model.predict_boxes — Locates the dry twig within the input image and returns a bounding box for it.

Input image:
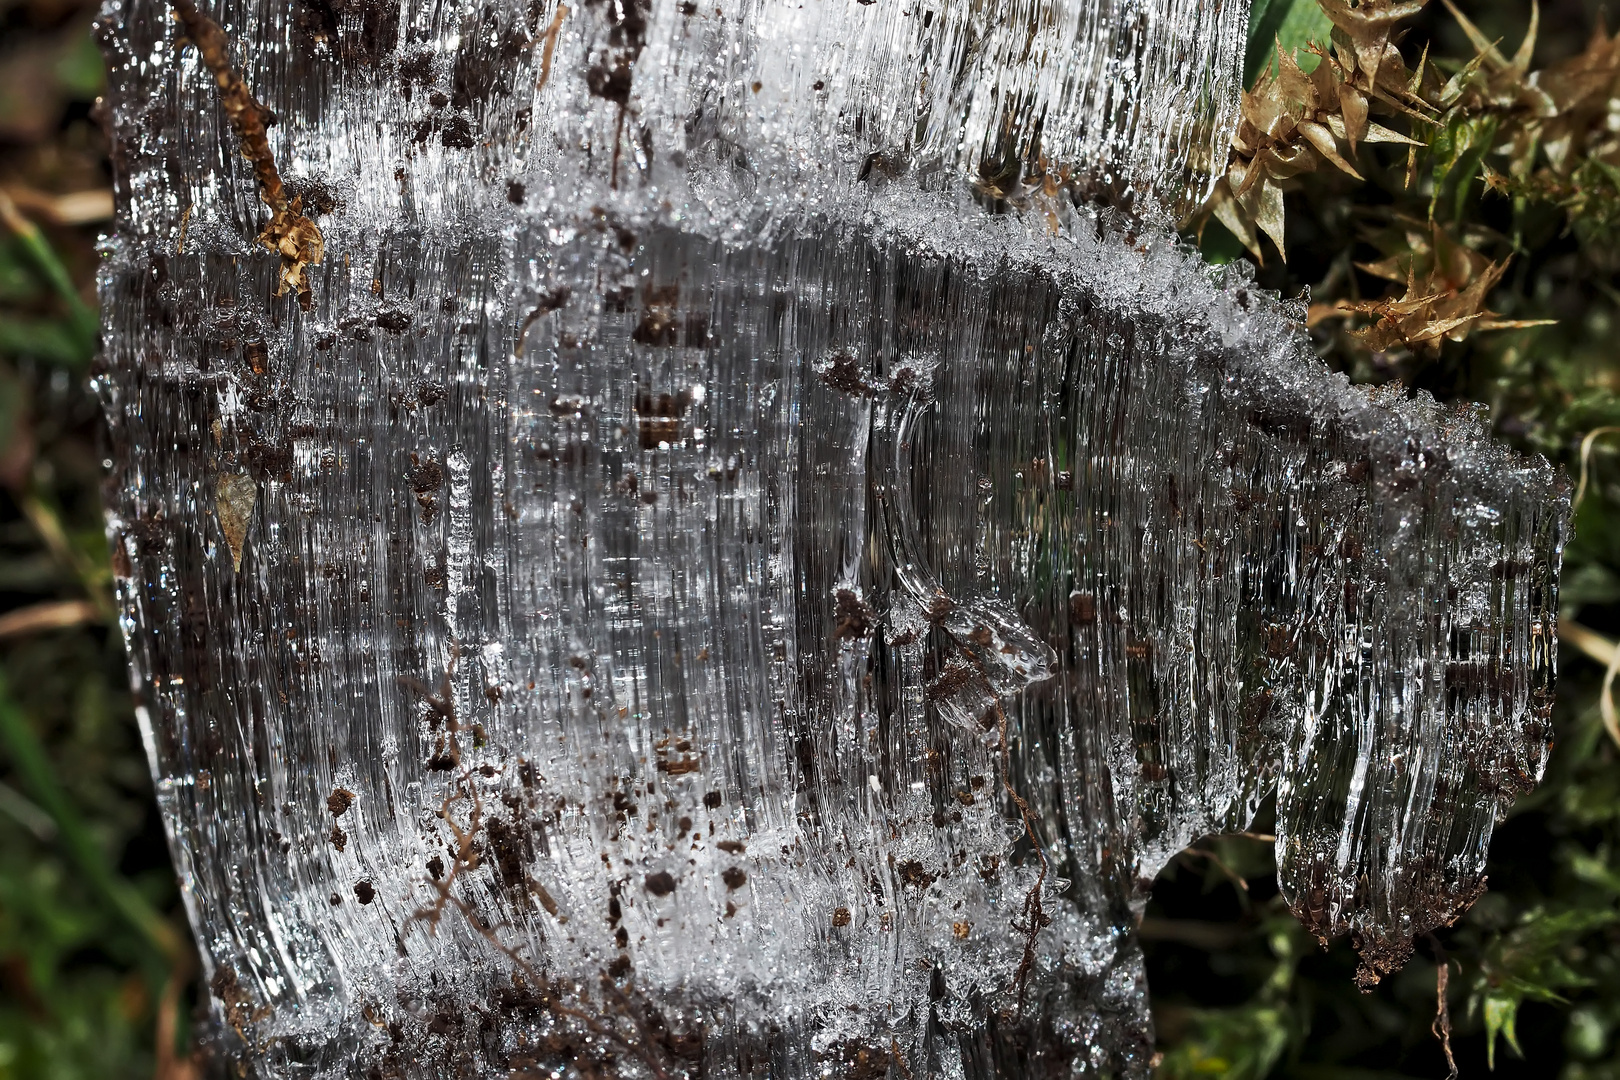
[169,0,323,308]
[993,706,1052,1016]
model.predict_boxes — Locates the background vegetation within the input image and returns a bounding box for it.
[0,0,1615,1076]
[1157,0,1620,1076]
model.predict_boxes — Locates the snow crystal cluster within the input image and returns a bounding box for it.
[94,0,1563,1075]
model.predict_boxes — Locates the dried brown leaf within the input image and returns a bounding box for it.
[216,473,257,572]
[1242,177,1290,260]
[1510,0,1539,75]
[1185,0,1431,259]
[1209,180,1266,261]
[1339,81,1370,150]
[1299,118,1365,177]
[1338,224,1546,354]
[1439,0,1507,69]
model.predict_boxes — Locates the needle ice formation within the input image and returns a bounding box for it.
[94,0,1565,1075]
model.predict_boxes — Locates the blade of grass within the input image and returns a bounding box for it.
[0,188,97,367]
[0,598,100,640]
[19,490,113,616]
[0,672,183,964]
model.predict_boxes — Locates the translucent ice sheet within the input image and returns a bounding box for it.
[95,0,1564,1075]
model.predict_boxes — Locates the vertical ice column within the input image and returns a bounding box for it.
[93,0,1564,1075]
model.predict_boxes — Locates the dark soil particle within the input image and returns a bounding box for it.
[408,456,443,493]
[452,25,528,107]
[645,871,676,896]
[374,307,413,333]
[585,60,633,104]
[354,880,375,904]
[440,115,476,149]
[485,816,531,891]
[284,176,341,216]
[843,1044,894,1080]
[819,352,870,395]
[397,47,434,88]
[897,860,936,889]
[834,589,874,640]
[327,787,355,816]
[291,0,399,67]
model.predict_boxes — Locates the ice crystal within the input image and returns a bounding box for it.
[94,0,1564,1075]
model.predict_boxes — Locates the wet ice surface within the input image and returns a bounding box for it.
[96,0,1563,1075]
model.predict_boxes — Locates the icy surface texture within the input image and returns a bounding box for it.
[95,0,1564,1075]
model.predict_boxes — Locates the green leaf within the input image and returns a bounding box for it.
[1429,113,1500,223]
[0,239,43,304]
[0,316,92,367]
[52,34,106,99]
[1245,0,1334,86]
[1560,563,1620,612]
[1559,391,1620,437]
[1156,1005,1293,1080]
[1484,992,1523,1069]
[0,194,98,368]
[1196,216,1255,265]
[1565,848,1620,893]
[0,676,181,968]
[1566,1005,1610,1060]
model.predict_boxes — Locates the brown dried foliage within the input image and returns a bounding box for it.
[1310,218,1550,354]
[1195,0,1619,355]
[1195,0,1430,263]
[1446,3,1620,219]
